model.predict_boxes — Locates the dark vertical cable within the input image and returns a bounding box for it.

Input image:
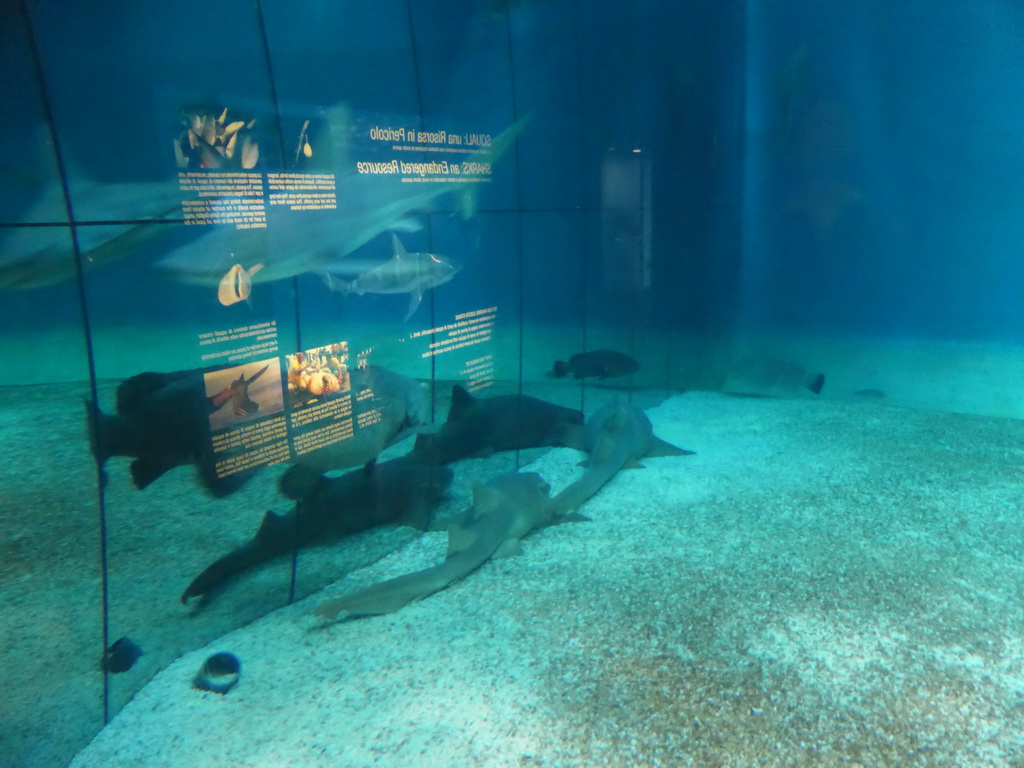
[499,2,526,469]
[19,0,112,723]
[252,0,301,604]
[403,0,436,422]
[571,0,589,416]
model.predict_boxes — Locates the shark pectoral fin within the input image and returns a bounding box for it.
[129,457,174,489]
[315,596,348,623]
[538,511,591,530]
[493,539,524,559]
[403,289,424,322]
[646,436,695,457]
[562,512,591,523]
[447,523,477,556]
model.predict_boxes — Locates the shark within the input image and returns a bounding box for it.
[0,195,183,289]
[411,384,584,465]
[546,399,693,517]
[315,471,584,622]
[181,456,453,604]
[321,233,461,321]
[156,114,530,288]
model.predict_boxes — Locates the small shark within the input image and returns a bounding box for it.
[547,400,693,517]
[411,384,584,465]
[181,456,453,604]
[322,233,461,321]
[315,471,584,622]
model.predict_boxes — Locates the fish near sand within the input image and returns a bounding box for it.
[727,355,825,396]
[550,349,640,380]
[278,366,429,499]
[547,399,693,517]
[315,471,584,622]
[217,263,264,306]
[181,456,453,603]
[411,384,584,464]
[101,636,143,674]
[322,233,461,321]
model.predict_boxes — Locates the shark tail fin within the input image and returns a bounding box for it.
[645,436,696,458]
[805,372,825,394]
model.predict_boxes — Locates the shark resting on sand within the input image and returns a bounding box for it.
[411,384,584,465]
[315,471,585,622]
[546,399,694,518]
[182,456,453,604]
[312,400,689,624]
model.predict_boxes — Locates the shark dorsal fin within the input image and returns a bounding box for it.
[446,385,476,422]
[391,232,408,259]
[470,481,505,517]
[254,510,288,541]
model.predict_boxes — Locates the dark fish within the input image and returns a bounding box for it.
[101,636,143,674]
[193,652,241,694]
[412,385,584,465]
[86,368,256,497]
[728,356,825,396]
[182,456,453,603]
[550,349,640,380]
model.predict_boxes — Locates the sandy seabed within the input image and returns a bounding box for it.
[63,390,1024,767]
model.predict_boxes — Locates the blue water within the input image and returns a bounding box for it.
[3,1,1024,766]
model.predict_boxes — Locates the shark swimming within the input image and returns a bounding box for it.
[321,233,461,321]
[181,456,453,604]
[315,471,584,622]
[411,384,584,465]
[547,399,693,517]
